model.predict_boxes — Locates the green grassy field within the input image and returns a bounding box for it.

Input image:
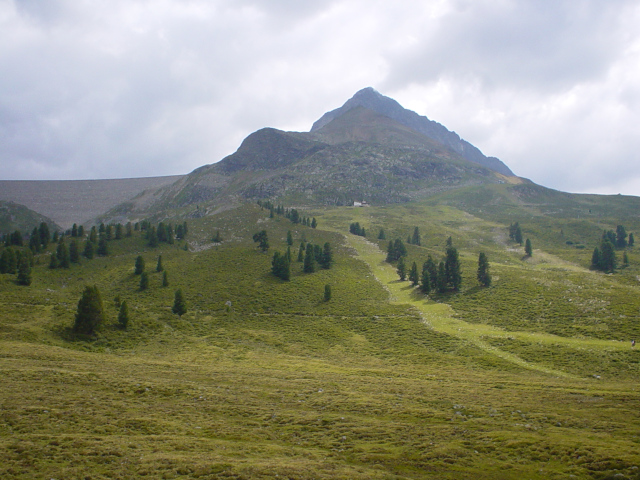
[1,201,640,479]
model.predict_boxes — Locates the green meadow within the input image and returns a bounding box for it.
[1,201,640,479]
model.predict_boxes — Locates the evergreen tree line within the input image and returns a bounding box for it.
[0,246,33,285]
[272,241,333,280]
[386,238,408,262]
[257,200,317,228]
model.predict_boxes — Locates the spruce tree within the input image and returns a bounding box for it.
[252,230,269,252]
[162,270,169,287]
[397,257,406,281]
[623,251,629,267]
[616,225,628,248]
[156,255,163,272]
[424,255,438,290]
[420,266,431,294]
[71,223,79,237]
[83,240,95,259]
[320,242,332,269]
[39,222,50,248]
[311,218,317,229]
[303,243,316,273]
[411,227,421,246]
[139,272,149,290]
[591,246,601,270]
[324,284,332,302]
[49,253,59,269]
[599,240,616,272]
[73,285,105,335]
[445,245,462,291]
[436,261,447,293]
[57,240,70,268]
[629,233,635,247]
[118,300,129,329]
[378,228,386,240]
[97,236,108,256]
[16,258,31,286]
[286,230,293,246]
[172,289,187,316]
[134,255,145,275]
[69,240,80,264]
[477,252,491,287]
[525,238,533,257]
[409,261,419,286]
[297,242,305,262]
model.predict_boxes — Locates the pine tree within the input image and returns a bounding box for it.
[599,240,616,272]
[73,285,105,335]
[147,227,158,247]
[71,223,79,237]
[115,223,123,240]
[297,242,305,262]
[69,240,80,264]
[378,228,386,240]
[411,227,421,246]
[303,243,316,273]
[424,255,437,290]
[29,227,41,253]
[311,218,317,229]
[409,261,419,286]
[445,245,462,291]
[49,253,59,269]
[623,251,629,267]
[324,284,331,301]
[629,233,635,247]
[436,261,447,293]
[83,240,95,259]
[118,300,129,329]
[252,230,269,252]
[172,289,187,316]
[139,272,149,290]
[616,225,628,248]
[420,265,431,294]
[39,222,50,248]
[57,240,70,268]
[320,242,332,269]
[477,252,491,287]
[591,246,601,270]
[162,270,169,287]
[97,236,108,256]
[134,255,145,275]
[156,255,163,272]
[126,222,133,237]
[89,226,97,244]
[397,256,406,281]
[16,258,32,286]
[0,248,17,274]
[525,238,533,257]
[286,230,293,246]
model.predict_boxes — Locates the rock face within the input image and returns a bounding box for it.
[311,87,514,177]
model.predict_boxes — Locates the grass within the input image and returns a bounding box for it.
[1,201,640,479]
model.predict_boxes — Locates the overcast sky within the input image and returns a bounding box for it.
[1,0,639,196]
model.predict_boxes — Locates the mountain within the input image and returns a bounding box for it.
[0,200,60,236]
[105,91,518,220]
[312,87,513,176]
[0,175,183,230]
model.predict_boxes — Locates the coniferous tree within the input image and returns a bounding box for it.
[83,240,95,259]
[599,239,617,272]
[445,245,462,291]
[311,218,317,229]
[52,231,59,243]
[99,223,106,235]
[89,226,98,244]
[56,239,70,268]
[0,248,16,274]
[253,230,269,252]
[409,261,419,286]
[411,227,421,246]
[16,257,31,286]
[39,222,50,248]
[303,243,316,273]
[29,227,41,253]
[616,225,628,248]
[156,255,163,272]
[118,300,129,329]
[49,252,59,269]
[424,255,437,290]
[115,223,123,240]
[324,284,331,301]
[378,228,386,240]
[525,238,533,257]
[97,236,108,256]
[126,222,133,237]
[134,255,145,275]
[106,224,113,240]
[477,252,491,287]
[591,246,601,270]
[271,251,290,281]
[420,265,431,294]
[73,285,105,335]
[147,227,159,247]
[172,289,187,316]
[629,233,635,247]
[623,251,629,267]
[297,242,305,262]
[320,242,333,269]
[69,240,80,264]
[162,270,169,287]
[139,272,149,290]
[286,230,293,246]
[71,224,78,237]
[397,256,407,281]
[436,261,447,293]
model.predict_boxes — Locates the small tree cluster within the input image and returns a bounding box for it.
[257,201,317,228]
[349,222,366,237]
[271,251,291,281]
[509,222,523,244]
[591,238,617,273]
[253,230,269,252]
[386,239,407,263]
[407,227,421,246]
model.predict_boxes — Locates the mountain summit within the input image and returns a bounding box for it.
[312,87,513,176]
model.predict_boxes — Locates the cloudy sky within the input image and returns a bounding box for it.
[1,0,639,196]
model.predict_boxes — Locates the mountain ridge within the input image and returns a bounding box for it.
[312,87,514,176]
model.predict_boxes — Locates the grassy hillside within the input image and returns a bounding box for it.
[0,200,60,236]
[1,201,640,479]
